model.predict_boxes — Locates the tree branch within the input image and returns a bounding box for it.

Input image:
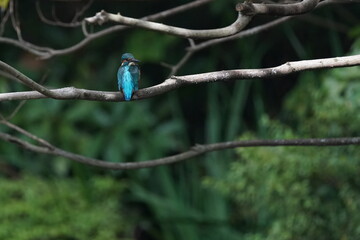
[161,39,195,77]
[189,16,292,52]
[236,0,319,16]
[0,117,54,149]
[0,60,65,99]
[0,5,10,36]
[9,0,23,41]
[35,0,83,27]
[1,54,359,102]
[0,129,359,170]
[85,10,251,39]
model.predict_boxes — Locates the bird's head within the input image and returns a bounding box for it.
[121,53,140,66]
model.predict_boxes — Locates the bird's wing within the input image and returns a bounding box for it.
[130,64,140,91]
[117,67,125,91]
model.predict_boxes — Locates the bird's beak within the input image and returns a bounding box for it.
[130,58,140,63]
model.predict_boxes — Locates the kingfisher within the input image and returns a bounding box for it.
[117,53,140,101]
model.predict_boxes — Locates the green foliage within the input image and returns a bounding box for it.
[206,122,360,240]
[285,67,360,137]
[205,55,360,240]
[124,31,179,62]
[0,175,129,240]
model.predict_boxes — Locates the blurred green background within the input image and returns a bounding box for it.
[1,0,360,239]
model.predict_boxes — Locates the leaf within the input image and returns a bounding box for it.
[0,0,10,10]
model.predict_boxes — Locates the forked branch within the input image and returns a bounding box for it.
[85,10,251,39]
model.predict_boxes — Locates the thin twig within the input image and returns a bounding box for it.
[2,71,49,120]
[162,39,195,77]
[81,20,89,36]
[190,16,292,51]
[9,0,22,41]
[0,37,51,57]
[72,0,94,22]
[319,0,360,4]
[36,0,82,27]
[169,51,194,76]
[0,7,10,36]
[51,4,60,23]
[0,118,55,149]
[5,100,26,120]
[298,14,349,33]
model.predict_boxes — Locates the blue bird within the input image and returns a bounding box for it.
[117,53,140,101]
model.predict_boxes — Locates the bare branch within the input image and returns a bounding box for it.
[0,129,359,170]
[0,118,55,149]
[72,0,94,22]
[236,0,319,16]
[85,10,251,39]
[163,39,196,77]
[298,14,349,33]
[144,0,212,19]
[0,37,51,57]
[190,16,292,52]
[1,54,359,102]
[319,0,360,5]
[81,20,89,36]
[169,51,194,77]
[0,6,10,36]
[236,0,360,16]
[4,100,26,120]
[9,0,22,41]
[36,0,82,27]
[0,132,51,155]
[0,69,23,84]
[0,60,64,98]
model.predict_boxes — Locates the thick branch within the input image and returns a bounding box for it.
[1,54,359,102]
[85,10,251,39]
[237,0,319,16]
[0,130,359,170]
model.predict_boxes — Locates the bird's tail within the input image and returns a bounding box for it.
[122,81,134,101]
